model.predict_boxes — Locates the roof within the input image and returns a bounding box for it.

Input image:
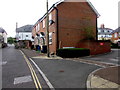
[16,25,33,32]
[98,28,113,31]
[34,0,100,26]
[111,27,120,34]
[98,28,113,35]
[0,27,7,34]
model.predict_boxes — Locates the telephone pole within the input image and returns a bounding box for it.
[16,22,19,41]
[46,0,50,57]
[16,22,18,32]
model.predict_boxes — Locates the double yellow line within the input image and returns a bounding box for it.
[20,50,42,90]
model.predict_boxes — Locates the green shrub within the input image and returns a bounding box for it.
[56,48,90,58]
[111,43,120,48]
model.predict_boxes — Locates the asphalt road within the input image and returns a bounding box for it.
[81,49,120,65]
[2,45,101,89]
[2,45,118,89]
[2,45,35,89]
[32,58,100,88]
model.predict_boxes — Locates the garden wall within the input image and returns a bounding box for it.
[77,40,111,55]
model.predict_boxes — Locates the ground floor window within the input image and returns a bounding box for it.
[49,32,52,44]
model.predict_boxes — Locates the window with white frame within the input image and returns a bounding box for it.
[49,13,52,21]
[26,35,28,37]
[49,13,53,25]
[104,30,107,33]
[49,32,52,44]
[43,20,45,28]
[109,35,112,38]
[36,25,38,31]
[98,29,101,33]
[37,23,40,32]
[114,33,118,38]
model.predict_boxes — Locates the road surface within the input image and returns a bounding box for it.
[1,45,118,89]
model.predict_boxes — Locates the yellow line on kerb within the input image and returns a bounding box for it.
[20,50,42,90]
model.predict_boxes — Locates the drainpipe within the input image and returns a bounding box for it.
[96,18,98,41]
[55,7,59,52]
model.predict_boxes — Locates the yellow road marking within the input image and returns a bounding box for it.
[20,50,42,90]
[24,55,39,89]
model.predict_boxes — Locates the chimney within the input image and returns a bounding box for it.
[101,24,105,28]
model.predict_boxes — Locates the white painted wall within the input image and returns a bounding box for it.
[0,32,7,43]
[16,32,34,41]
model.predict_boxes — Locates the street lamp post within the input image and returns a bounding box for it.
[46,0,50,57]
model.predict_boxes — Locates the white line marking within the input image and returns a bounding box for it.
[111,49,120,51]
[65,58,119,67]
[110,59,119,62]
[0,61,7,65]
[14,75,32,85]
[29,58,55,90]
[68,59,106,68]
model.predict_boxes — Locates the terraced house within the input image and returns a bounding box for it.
[16,25,34,48]
[32,0,111,55]
[111,27,120,44]
[98,24,113,40]
[0,27,7,48]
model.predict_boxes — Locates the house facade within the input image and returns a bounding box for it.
[98,24,113,40]
[16,25,34,48]
[111,27,120,44]
[0,27,7,48]
[32,0,111,55]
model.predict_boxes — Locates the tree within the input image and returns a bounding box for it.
[7,37,15,44]
[82,26,95,40]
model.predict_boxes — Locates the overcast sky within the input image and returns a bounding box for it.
[0,0,119,37]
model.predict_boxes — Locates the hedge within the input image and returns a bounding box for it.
[111,43,120,48]
[56,48,90,58]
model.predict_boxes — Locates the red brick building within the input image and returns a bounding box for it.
[32,0,111,55]
[111,27,120,44]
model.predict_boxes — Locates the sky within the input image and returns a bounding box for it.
[0,0,119,37]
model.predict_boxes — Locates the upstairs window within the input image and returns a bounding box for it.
[26,35,28,37]
[98,30,101,33]
[49,13,52,21]
[36,25,38,31]
[119,32,120,36]
[43,20,45,28]
[104,30,107,33]
[49,13,54,25]
[37,23,40,31]
[114,33,117,38]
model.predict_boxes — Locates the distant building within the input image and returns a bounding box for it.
[111,27,120,44]
[16,25,34,48]
[0,27,7,48]
[16,25,33,41]
[98,24,113,40]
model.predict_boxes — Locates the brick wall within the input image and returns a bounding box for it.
[32,2,111,55]
[77,40,111,55]
[57,2,97,48]
[32,9,57,54]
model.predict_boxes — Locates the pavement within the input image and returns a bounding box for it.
[87,66,120,89]
[21,48,120,89]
